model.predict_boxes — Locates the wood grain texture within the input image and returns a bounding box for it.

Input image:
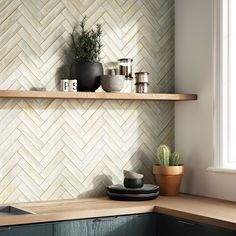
[0,90,197,101]
[0,194,235,230]
[55,214,157,236]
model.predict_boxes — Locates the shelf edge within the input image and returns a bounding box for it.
[0,90,197,101]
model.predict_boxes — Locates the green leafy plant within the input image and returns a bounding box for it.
[71,16,102,63]
[156,145,181,166]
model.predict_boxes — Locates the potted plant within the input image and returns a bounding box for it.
[152,145,184,196]
[70,16,103,92]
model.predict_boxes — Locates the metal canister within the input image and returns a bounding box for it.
[135,72,149,83]
[135,72,149,93]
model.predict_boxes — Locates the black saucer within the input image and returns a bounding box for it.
[107,184,159,195]
[107,190,159,201]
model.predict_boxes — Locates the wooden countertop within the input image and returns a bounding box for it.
[0,194,236,230]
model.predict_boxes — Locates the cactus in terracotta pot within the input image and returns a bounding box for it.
[153,144,184,196]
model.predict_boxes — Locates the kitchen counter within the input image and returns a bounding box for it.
[0,194,236,230]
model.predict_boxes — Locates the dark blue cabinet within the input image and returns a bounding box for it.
[0,223,53,236]
[156,214,235,236]
[55,213,157,236]
[0,213,234,236]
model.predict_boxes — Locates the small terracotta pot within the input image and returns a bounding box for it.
[152,164,184,196]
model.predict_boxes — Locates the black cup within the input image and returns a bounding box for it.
[123,178,144,188]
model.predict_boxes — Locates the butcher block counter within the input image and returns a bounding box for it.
[0,194,235,230]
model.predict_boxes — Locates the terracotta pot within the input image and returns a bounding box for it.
[152,164,184,196]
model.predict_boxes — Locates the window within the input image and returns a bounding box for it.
[214,0,236,170]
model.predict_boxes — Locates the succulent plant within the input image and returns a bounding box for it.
[156,145,181,166]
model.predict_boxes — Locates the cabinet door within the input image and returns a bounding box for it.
[0,223,53,236]
[55,213,157,236]
[157,214,234,236]
[54,219,93,236]
[157,214,201,236]
[110,213,157,236]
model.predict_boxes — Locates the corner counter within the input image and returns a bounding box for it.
[0,194,235,230]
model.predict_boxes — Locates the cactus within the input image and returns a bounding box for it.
[157,145,170,166]
[170,152,181,166]
[156,145,182,166]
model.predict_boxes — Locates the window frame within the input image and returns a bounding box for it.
[212,0,236,171]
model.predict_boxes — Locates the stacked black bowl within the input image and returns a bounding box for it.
[107,170,159,201]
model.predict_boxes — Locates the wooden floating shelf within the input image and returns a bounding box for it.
[0,90,197,101]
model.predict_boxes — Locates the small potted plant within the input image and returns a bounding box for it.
[152,145,184,196]
[70,16,103,92]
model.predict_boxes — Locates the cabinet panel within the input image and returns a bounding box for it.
[55,219,93,236]
[107,214,157,236]
[55,213,157,236]
[157,214,234,236]
[0,223,53,236]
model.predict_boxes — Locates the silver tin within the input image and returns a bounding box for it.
[60,79,69,92]
[135,72,149,83]
[69,79,77,92]
[135,83,149,93]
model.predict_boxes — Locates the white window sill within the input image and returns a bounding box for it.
[207,167,236,174]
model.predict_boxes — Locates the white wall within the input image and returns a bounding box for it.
[175,0,236,202]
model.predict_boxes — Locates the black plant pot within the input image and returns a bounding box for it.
[70,62,103,92]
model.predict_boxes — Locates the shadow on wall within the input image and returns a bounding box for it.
[128,100,174,183]
[182,164,194,193]
[79,175,113,198]
[76,100,174,198]
[55,38,74,90]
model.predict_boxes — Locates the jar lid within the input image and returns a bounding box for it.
[135,82,149,85]
[134,72,149,75]
[118,58,133,62]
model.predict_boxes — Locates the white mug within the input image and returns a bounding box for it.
[60,79,69,92]
[69,79,77,92]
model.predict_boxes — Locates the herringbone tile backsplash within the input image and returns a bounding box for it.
[0,0,174,203]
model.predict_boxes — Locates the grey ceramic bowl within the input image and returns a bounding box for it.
[101,75,125,92]
[123,170,144,179]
